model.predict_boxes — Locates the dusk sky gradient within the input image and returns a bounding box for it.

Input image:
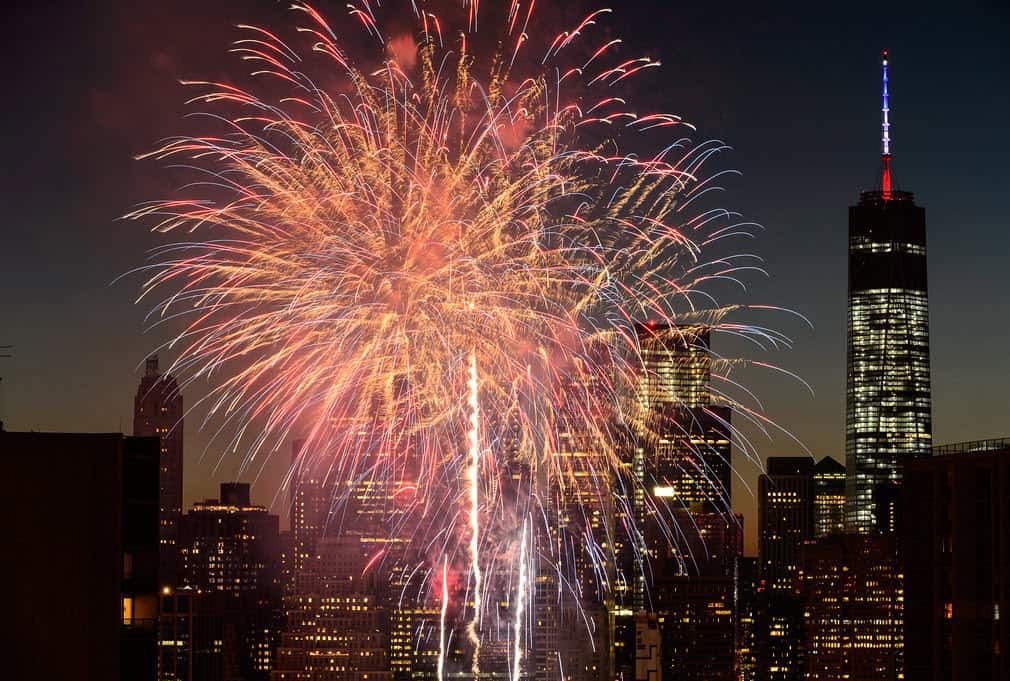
[2,0,1008,552]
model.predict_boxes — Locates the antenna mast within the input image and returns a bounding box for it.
[881,50,893,197]
[0,345,11,432]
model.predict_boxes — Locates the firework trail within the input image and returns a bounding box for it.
[511,520,529,681]
[439,555,449,681]
[466,351,483,678]
[128,0,797,673]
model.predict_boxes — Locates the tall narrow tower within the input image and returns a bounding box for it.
[844,51,932,533]
[133,354,184,584]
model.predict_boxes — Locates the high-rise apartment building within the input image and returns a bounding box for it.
[134,354,185,583]
[159,587,237,681]
[845,51,932,532]
[798,533,903,680]
[903,438,1010,681]
[812,457,845,537]
[652,576,736,681]
[272,534,392,681]
[178,483,282,680]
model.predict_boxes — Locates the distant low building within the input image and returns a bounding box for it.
[272,534,391,681]
[177,483,282,680]
[798,533,902,680]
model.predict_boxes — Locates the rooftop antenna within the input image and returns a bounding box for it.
[881,50,893,197]
[0,345,11,432]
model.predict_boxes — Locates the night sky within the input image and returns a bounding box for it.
[2,0,1008,553]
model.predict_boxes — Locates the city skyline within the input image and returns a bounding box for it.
[2,1,1008,558]
[2,3,1009,680]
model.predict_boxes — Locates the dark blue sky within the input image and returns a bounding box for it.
[2,0,1008,551]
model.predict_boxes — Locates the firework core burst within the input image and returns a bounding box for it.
[129,0,789,676]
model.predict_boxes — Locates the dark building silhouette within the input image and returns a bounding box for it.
[845,52,932,533]
[735,557,759,681]
[872,480,903,534]
[0,431,160,681]
[798,533,903,680]
[159,587,236,681]
[903,438,1010,681]
[677,511,743,578]
[178,483,282,680]
[812,456,845,537]
[757,457,814,681]
[134,354,185,584]
[652,576,736,681]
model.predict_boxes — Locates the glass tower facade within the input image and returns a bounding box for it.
[845,188,931,532]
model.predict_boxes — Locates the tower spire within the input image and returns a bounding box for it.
[881,49,892,197]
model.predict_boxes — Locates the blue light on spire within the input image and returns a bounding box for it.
[881,50,890,156]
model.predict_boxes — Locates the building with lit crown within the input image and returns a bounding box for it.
[812,457,845,538]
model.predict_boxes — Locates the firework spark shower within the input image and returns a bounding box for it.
[128,0,789,673]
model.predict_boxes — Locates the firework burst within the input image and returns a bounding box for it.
[129,0,794,675]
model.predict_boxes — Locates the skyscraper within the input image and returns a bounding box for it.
[633,322,733,577]
[845,51,932,533]
[134,354,185,583]
[812,457,845,538]
[734,557,760,681]
[289,438,328,591]
[756,457,814,681]
[758,458,814,591]
[630,322,736,681]
[652,576,736,681]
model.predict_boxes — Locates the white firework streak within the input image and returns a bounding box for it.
[511,520,529,681]
[466,351,483,679]
[438,555,449,681]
